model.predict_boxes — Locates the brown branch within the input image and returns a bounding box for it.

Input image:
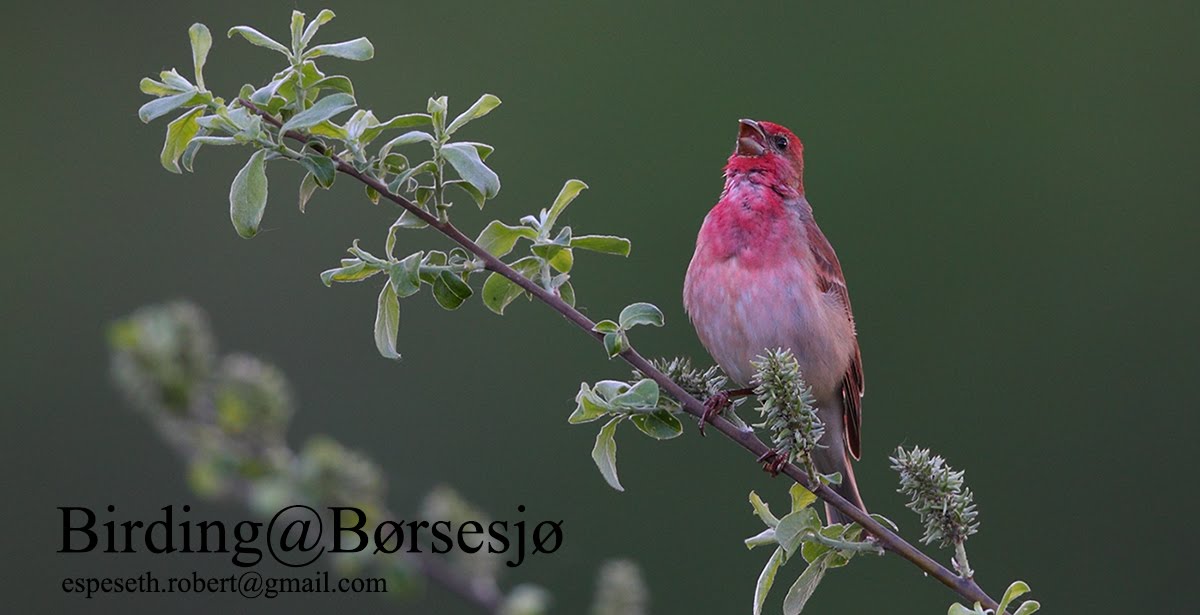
[240,99,1004,612]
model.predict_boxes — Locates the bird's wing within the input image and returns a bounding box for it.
[807,222,865,460]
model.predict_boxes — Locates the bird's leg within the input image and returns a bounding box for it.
[756,448,790,476]
[698,387,755,436]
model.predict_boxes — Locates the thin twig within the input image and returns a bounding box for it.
[240,99,1005,612]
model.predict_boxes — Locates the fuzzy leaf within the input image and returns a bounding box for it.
[320,259,381,286]
[188,23,212,90]
[630,409,683,440]
[610,378,659,409]
[591,416,624,491]
[570,234,631,256]
[300,9,336,47]
[753,547,786,615]
[790,483,818,512]
[481,257,541,315]
[775,509,822,557]
[305,37,374,61]
[299,154,337,188]
[569,383,610,424]
[603,332,626,358]
[229,150,268,238]
[542,179,588,231]
[374,282,400,360]
[1013,602,1041,615]
[441,142,500,199]
[999,581,1032,614]
[433,271,472,310]
[782,553,833,615]
[446,93,501,134]
[388,253,423,298]
[749,491,780,528]
[592,320,620,334]
[138,90,200,123]
[160,107,204,173]
[281,93,356,132]
[475,221,536,258]
[299,173,319,212]
[227,26,290,56]
[619,302,664,329]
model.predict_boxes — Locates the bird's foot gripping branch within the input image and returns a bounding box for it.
[138,9,1039,614]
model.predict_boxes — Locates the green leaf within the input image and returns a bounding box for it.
[140,78,179,97]
[388,253,423,298]
[229,150,269,238]
[481,257,541,314]
[319,259,381,285]
[800,536,831,565]
[783,553,833,615]
[227,26,291,57]
[744,527,777,550]
[307,120,347,140]
[446,93,501,134]
[441,142,501,199]
[868,513,900,533]
[281,93,356,132]
[790,483,818,512]
[475,221,536,258]
[289,11,306,54]
[999,581,1032,614]
[591,416,624,491]
[304,37,374,61]
[548,247,573,273]
[299,173,319,212]
[428,95,448,130]
[570,235,632,256]
[749,491,780,528]
[558,280,576,307]
[543,179,588,231]
[374,282,401,360]
[610,378,659,409]
[138,90,199,123]
[753,547,786,615]
[188,23,212,90]
[1013,601,1041,615]
[180,131,207,172]
[461,141,495,160]
[361,113,432,143]
[379,131,435,159]
[619,302,664,329]
[160,69,194,91]
[569,383,610,424]
[365,185,380,205]
[160,107,204,173]
[309,75,354,96]
[300,9,336,47]
[630,409,683,439]
[451,180,487,208]
[603,331,626,358]
[947,605,978,615]
[299,154,337,188]
[433,271,472,310]
[775,509,822,557]
[592,319,620,334]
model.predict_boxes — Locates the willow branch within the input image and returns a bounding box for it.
[240,100,1004,612]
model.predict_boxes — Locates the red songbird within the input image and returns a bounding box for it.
[684,119,866,523]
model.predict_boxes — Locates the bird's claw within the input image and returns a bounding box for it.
[698,391,730,437]
[756,449,789,476]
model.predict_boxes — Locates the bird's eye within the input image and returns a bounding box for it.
[773,135,789,150]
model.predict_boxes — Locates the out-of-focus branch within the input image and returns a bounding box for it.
[107,302,533,614]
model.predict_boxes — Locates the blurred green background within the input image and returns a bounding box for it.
[4,1,1197,612]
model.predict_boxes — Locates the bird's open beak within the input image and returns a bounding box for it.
[736,119,767,156]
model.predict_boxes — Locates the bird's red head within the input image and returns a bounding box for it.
[726,119,805,193]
